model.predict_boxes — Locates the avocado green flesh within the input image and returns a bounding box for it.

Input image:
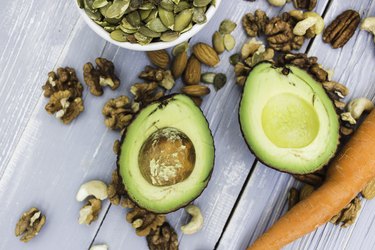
[239,62,339,174]
[119,94,214,213]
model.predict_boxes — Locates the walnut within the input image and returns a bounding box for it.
[113,140,120,155]
[309,64,328,82]
[265,16,305,52]
[78,198,102,225]
[139,66,176,90]
[130,82,164,107]
[15,207,46,243]
[362,178,375,200]
[330,197,361,227]
[107,169,126,206]
[293,0,317,11]
[293,167,326,187]
[146,222,179,250]
[45,90,84,124]
[42,67,83,99]
[83,58,120,96]
[102,96,134,130]
[242,10,269,37]
[126,207,166,237]
[323,10,361,49]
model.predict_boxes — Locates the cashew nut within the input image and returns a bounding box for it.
[340,112,357,125]
[181,205,204,235]
[76,180,108,202]
[267,0,286,7]
[90,244,108,250]
[293,12,324,36]
[347,98,375,120]
[361,17,375,42]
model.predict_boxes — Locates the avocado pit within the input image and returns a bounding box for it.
[138,127,196,186]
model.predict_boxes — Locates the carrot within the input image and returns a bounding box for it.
[248,110,375,250]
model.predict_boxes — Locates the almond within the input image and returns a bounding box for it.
[193,42,220,67]
[183,55,201,85]
[181,85,210,97]
[172,51,188,79]
[146,50,170,69]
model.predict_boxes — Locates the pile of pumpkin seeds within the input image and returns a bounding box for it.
[77,0,215,45]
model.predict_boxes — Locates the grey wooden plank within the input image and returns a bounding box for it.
[0,0,80,178]
[218,0,375,249]
[0,18,111,249]
[91,1,328,249]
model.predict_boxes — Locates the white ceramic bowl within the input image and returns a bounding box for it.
[77,1,221,51]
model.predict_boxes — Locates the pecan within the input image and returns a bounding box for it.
[293,0,317,11]
[323,10,361,49]
[242,10,269,37]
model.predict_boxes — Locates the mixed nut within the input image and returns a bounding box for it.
[77,0,214,45]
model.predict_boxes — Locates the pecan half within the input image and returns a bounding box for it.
[323,10,361,49]
[293,0,317,11]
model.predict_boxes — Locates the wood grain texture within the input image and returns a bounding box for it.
[1,0,375,249]
[218,0,375,250]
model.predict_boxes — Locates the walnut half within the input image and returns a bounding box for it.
[15,207,46,243]
[146,222,179,250]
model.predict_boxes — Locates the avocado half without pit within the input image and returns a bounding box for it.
[118,94,215,213]
[239,62,340,174]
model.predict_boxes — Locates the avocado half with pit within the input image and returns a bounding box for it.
[118,94,214,213]
[239,62,340,174]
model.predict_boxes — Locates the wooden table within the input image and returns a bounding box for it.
[1,0,375,249]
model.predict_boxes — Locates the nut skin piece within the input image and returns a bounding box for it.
[172,51,188,79]
[323,10,361,49]
[147,50,170,69]
[42,67,83,99]
[102,96,134,130]
[15,207,46,243]
[293,0,317,11]
[193,43,220,67]
[183,55,201,85]
[242,10,269,37]
[146,222,179,250]
[83,58,120,96]
[126,206,166,237]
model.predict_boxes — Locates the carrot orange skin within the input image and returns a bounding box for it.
[248,110,375,250]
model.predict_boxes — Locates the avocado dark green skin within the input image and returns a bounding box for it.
[116,94,215,214]
[238,61,341,175]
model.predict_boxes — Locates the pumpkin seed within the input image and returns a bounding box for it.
[229,53,241,65]
[126,11,141,28]
[193,0,211,7]
[134,32,153,45]
[104,17,121,24]
[99,3,111,16]
[119,20,138,33]
[84,0,95,11]
[172,0,180,4]
[193,7,206,24]
[105,0,130,19]
[110,29,128,42]
[160,0,175,11]
[92,0,108,9]
[144,9,158,23]
[181,22,193,33]
[172,41,189,56]
[201,72,216,84]
[212,31,225,54]
[85,9,102,21]
[224,34,236,51]
[159,7,175,29]
[219,19,237,34]
[174,1,191,13]
[94,20,110,27]
[174,8,193,32]
[146,18,168,32]
[140,9,152,20]
[213,73,227,90]
[160,31,180,41]
[139,26,161,38]
[104,25,117,32]
[130,0,143,9]
[77,0,84,8]
[139,2,155,10]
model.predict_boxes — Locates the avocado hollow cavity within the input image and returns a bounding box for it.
[239,62,340,174]
[138,127,196,186]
